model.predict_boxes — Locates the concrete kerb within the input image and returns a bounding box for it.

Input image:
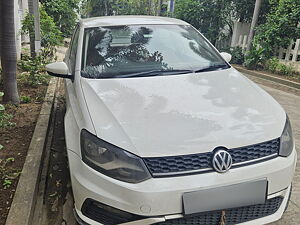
[234,65,300,91]
[5,77,58,225]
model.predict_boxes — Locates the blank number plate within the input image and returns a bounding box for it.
[183,179,267,215]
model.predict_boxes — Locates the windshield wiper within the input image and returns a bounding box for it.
[116,69,195,78]
[194,64,229,73]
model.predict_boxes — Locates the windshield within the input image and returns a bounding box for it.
[81,25,229,79]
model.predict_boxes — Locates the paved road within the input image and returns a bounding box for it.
[45,75,300,225]
[249,77,300,225]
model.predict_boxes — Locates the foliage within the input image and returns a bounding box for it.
[0,92,4,111]
[79,0,272,46]
[22,6,63,48]
[277,63,294,75]
[0,157,20,189]
[265,57,280,73]
[81,0,162,17]
[230,47,245,65]
[231,0,272,24]
[218,46,244,64]
[2,179,12,189]
[174,0,232,45]
[0,92,15,128]
[246,54,295,76]
[244,45,267,69]
[117,0,162,15]
[81,0,117,16]
[0,92,15,153]
[40,0,80,37]
[18,48,54,87]
[0,112,15,128]
[20,96,32,103]
[255,0,300,59]
[265,57,294,75]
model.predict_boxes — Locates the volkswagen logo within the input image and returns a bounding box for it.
[212,149,233,173]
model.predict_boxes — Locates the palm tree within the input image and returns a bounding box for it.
[0,0,20,104]
[28,0,36,57]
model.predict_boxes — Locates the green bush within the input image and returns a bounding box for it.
[18,48,54,87]
[265,57,295,76]
[42,0,80,37]
[21,6,59,87]
[0,92,15,128]
[230,47,245,65]
[265,57,280,73]
[20,96,32,103]
[255,0,300,59]
[244,46,266,70]
[277,63,294,76]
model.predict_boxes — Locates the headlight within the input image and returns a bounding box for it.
[80,129,151,183]
[279,116,294,157]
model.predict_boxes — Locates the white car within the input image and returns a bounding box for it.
[46,16,296,225]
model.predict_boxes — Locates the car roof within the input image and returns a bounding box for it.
[80,16,189,28]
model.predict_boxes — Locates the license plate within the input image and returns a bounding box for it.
[183,179,267,215]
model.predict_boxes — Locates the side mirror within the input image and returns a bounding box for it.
[45,62,72,79]
[220,52,232,63]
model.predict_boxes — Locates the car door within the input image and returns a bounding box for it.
[64,24,95,156]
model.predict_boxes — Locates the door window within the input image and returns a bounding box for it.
[69,25,80,74]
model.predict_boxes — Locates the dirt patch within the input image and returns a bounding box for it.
[0,84,48,225]
[44,89,70,225]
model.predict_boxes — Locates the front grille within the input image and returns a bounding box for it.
[144,138,279,177]
[155,196,283,225]
[81,199,145,225]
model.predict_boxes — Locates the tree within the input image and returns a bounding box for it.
[22,6,63,48]
[28,0,36,57]
[81,0,116,17]
[0,0,20,104]
[255,0,300,58]
[41,0,80,37]
[81,0,162,17]
[231,0,272,24]
[174,0,232,45]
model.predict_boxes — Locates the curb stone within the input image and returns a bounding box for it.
[233,65,300,91]
[5,77,58,225]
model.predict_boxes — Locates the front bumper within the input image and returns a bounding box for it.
[74,185,291,225]
[67,148,297,225]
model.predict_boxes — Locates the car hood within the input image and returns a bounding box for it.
[80,68,286,157]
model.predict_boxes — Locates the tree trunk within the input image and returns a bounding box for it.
[0,0,2,83]
[33,0,41,54]
[104,0,108,16]
[246,0,262,52]
[28,0,36,57]
[0,0,20,104]
[148,0,152,15]
[157,0,162,16]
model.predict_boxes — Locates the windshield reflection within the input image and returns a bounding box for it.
[81,25,227,79]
